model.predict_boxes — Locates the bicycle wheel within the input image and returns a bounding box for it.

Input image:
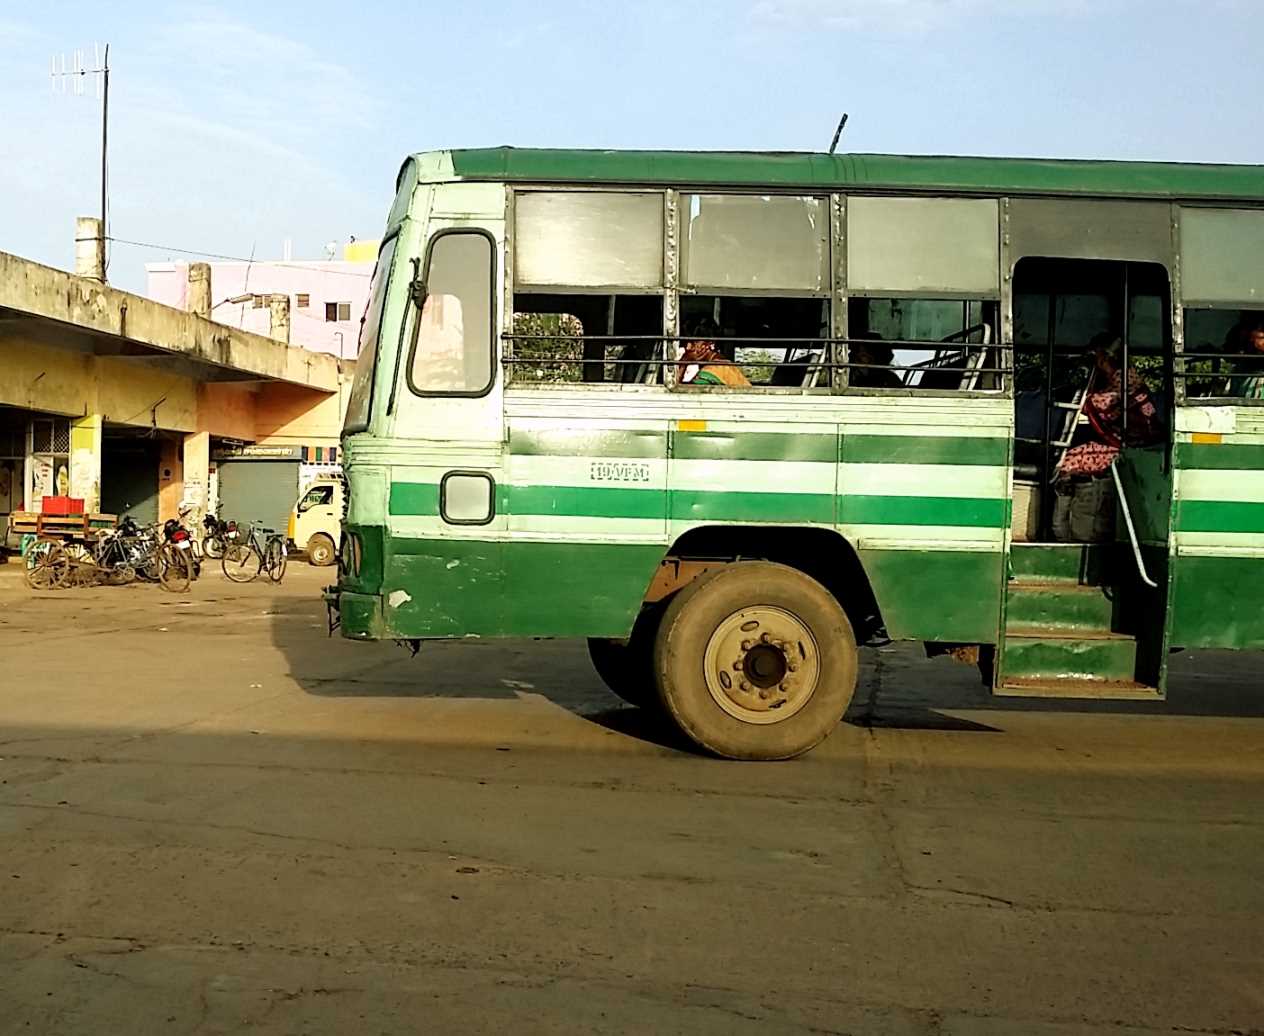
[265,537,287,583]
[159,543,192,593]
[222,542,261,583]
[203,535,225,560]
[25,542,69,590]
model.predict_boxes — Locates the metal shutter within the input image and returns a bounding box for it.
[101,441,160,525]
[215,461,299,537]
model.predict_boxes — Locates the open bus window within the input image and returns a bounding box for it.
[1184,309,1264,399]
[846,297,1000,391]
[510,294,663,385]
[678,296,829,388]
[408,231,494,396]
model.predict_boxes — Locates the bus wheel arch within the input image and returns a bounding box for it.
[652,525,886,645]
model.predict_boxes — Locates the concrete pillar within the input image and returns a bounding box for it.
[269,293,291,344]
[75,216,105,282]
[187,263,212,318]
[157,438,183,523]
[180,431,210,529]
[68,414,103,512]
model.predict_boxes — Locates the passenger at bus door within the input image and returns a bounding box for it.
[678,320,751,388]
[1053,334,1161,543]
[849,333,902,390]
[1228,316,1264,400]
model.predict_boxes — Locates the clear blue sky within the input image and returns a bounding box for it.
[1,1,1261,291]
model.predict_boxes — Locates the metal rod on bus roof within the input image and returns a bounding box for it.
[829,113,849,154]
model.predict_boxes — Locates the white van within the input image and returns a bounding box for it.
[289,476,343,567]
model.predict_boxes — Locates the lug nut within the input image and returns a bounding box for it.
[739,680,752,692]
[741,639,753,651]
[758,690,770,700]
[732,660,743,671]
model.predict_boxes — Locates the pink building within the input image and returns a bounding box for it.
[146,242,377,358]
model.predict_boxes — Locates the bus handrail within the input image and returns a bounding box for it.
[1110,459,1159,590]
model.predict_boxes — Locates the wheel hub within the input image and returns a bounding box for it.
[702,606,821,725]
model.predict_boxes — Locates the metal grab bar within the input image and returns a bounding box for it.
[1110,459,1159,590]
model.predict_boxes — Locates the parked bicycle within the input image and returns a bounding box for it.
[221,520,287,584]
[159,511,201,592]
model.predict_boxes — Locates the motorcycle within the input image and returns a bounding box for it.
[160,512,201,591]
[201,513,236,559]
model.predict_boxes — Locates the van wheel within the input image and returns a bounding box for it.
[652,562,857,760]
[587,604,663,709]
[307,533,336,567]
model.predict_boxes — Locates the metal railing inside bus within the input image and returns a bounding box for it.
[1171,351,1264,398]
[500,333,1010,390]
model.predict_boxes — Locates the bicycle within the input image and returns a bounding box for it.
[221,521,287,584]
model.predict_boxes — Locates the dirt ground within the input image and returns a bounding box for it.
[0,561,1262,1034]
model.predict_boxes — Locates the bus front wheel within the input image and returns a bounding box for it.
[652,562,857,761]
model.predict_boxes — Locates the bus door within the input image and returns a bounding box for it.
[998,204,1177,698]
[382,183,508,637]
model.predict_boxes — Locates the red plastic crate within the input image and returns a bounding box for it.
[42,496,85,516]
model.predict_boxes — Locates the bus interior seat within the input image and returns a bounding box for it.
[770,351,821,387]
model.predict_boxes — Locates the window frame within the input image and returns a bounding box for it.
[440,470,497,527]
[406,226,499,400]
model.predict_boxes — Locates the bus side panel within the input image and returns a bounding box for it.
[859,548,1007,643]
[1169,424,1264,650]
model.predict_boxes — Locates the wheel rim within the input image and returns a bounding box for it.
[701,605,821,725]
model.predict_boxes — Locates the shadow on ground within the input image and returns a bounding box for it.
[267,579,1264,754]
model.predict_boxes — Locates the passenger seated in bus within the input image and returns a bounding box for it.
[678,319,751,388]
[1053,333,1161,543]
[1228,316,1264,399]
[849,333,902,389]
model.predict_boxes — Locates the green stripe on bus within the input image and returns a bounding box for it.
[510,428,665,459]
[670,490,835,524]
[389,482,440,516]
[511,485,665,519]
[672,431,836,463]
[1175,499,1264,534]
[844,435,1010,466]
[841,495,1008,528]
[1174,442,1264,471]
[392,481,1007,528]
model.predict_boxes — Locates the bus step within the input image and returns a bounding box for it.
[1002,628,1137,683]
[1006,582,1116,632]
[1009,543,1114,586]
[997,677,1162,700]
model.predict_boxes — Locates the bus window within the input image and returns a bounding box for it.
[683,195,827,293]
[846,297,1000,391]
[515,191,664,289]
[510,294,663,384]
[678,296,828,387]
[1184,308,1264,399]
[408,231,495,396]
[343,235,398,432]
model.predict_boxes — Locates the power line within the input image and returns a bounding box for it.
[107,236,374,278]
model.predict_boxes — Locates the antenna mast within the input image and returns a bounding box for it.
[828,113,849,154]
[52,43,111,271]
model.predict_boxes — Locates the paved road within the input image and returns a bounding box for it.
[0,562,1262,1034]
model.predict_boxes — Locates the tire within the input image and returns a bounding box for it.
[652,561,858,761]
[587,604,664,709]
[159,544,192,593]
[222,543,261,583]
[203,535,225,560]
[306,533,336,568]
[266,538,287,583]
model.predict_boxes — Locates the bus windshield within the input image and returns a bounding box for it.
[344,235,399,433]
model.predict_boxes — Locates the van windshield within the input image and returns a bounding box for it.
[344,236,399,433]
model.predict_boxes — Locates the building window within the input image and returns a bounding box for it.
[326,301,351,322]
[296,293,310,308]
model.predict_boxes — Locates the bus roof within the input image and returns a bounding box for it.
[411,147,1264,202]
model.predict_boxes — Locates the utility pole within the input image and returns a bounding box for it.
[52,43,111,274]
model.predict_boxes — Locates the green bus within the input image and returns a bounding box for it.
[329,148,1264,760]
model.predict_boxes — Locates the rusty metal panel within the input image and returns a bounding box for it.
[1180,207,1264,305]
